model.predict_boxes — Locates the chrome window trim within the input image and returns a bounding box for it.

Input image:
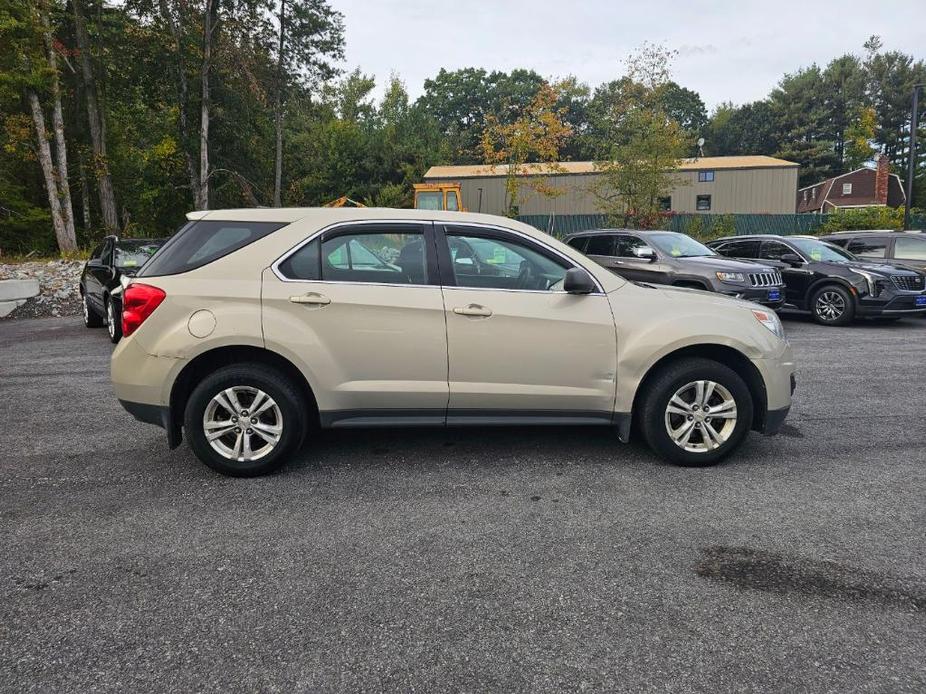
[269,218,606,295]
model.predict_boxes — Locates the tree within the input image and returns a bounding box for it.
[270,0,343,207]
[844,106,877,170]
[657,81,707,135]
[0,0,77,251]
[71,0,119,231]
[591,44,691,228]
[480,82,572,216]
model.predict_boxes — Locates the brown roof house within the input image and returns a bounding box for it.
[797,154,906,213]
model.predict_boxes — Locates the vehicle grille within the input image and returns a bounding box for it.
[749,271,783,287]
[891,275,925,291]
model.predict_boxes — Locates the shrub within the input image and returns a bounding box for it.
[816,207,905,234]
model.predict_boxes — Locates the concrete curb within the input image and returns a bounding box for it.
[0,279,41,301]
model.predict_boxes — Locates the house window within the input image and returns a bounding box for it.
[658,196,671,211]
[696,194,712,211]
[811,188,817,199]
[802,190,808,202]
[698,170,715,183]
[842,183,853,195]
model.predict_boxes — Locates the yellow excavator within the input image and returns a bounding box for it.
[322,196,366,208]
[323,182,464,211]
[412,183,465,211]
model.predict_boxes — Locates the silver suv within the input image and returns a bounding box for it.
[564,229,786,309]
[112,209,795,476]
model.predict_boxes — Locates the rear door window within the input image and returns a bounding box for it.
[846,238,888,258]
[138,220,286,277]
[717,239,760,258]
[893,236,926,261]
[584,235,615,256]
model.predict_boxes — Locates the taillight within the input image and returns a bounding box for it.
[122,283,166,337]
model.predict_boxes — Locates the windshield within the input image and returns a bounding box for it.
[114,240,164,269]
[646,232,716,258]
[416,191,443,210]
[789,238,856,262]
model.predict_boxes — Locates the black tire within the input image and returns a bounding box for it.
[810,284,855,326]
[105,297,122,343]
[638,357,754,467]
[184,363,307,477]
[82,293,104,328]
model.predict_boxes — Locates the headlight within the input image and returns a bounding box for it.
[752,308,785,340]
[851,270,878,296]
[716,271,745,283]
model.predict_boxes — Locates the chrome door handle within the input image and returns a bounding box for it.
[452,304,492,317]
[289,292,331,306]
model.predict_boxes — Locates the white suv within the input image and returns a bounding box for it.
[112,208,795,476]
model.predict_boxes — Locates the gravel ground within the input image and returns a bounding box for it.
[0,261,83,319]
[0,315,924,692]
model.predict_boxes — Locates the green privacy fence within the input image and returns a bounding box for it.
[517,213,926,239]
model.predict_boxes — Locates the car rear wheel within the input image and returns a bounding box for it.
[639,358,754,467]
[184,364,306,477]
[82,294,104,328]
[811,285,855,326]
[106,298,122,343]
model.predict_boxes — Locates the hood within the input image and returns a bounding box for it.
[819,260,920,277]
[655,283,764,311]
[671,255,775,273]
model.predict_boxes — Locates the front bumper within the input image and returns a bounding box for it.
[751,341,795,435]
[722,285,786,309]
[856,289,926,316]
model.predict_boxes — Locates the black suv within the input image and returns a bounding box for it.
[819,230,926,273]
[708,234,926,325]
[79,235,165,342]
[563,229,786,308]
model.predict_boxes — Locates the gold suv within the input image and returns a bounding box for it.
[112,208,795,476]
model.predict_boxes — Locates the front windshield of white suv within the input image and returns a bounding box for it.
[647,232,716,258]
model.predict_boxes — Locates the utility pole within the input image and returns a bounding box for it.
[904,84,923,230]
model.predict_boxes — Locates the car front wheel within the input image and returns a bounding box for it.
[184,364,307,477]
[639,358,754,467]
[811,285,855,326]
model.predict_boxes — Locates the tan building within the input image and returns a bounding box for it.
[423,155,799,216]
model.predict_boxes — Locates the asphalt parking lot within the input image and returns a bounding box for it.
[1,314,924,692]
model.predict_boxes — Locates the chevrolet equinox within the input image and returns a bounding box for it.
[112,209,796,476]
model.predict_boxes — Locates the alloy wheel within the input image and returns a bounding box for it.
[815,291,845,321]
[664,380,737,453]
[203,386,283,463]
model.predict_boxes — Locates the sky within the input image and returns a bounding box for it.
[333,0,925,110]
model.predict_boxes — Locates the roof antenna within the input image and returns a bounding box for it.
[697,137,705,158]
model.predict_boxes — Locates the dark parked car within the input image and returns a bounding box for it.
[79,236,166,342]
[563,229,786,308]
[819,230,926,273]
[708,234,926,325]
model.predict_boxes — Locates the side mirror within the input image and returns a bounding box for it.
[563,267,596,294]
[633,246,657,262]
[780,253,803,266]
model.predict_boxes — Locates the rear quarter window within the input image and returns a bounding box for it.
[138,220,286,277]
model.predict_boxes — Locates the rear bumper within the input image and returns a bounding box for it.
[118,399,182,449]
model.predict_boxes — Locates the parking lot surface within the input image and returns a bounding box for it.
[1,315,924,692]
